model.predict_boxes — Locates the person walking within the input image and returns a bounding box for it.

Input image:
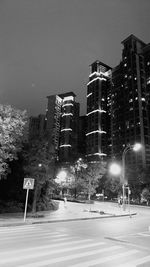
[64,197,67,208]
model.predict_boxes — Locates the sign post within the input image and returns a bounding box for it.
[23,178,35,222]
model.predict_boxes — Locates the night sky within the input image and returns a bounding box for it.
[0,0,150,116]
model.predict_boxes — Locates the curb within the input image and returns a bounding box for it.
[0,213,137,227]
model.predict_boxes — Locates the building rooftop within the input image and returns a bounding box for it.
[121,34,146,46]
[89,60,112,70]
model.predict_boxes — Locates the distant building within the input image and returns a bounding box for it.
[112,34,150,168]
[77,115,87,157]
[86,60,112,162]
[58,92,80,163]
[29,92,80,162]
[29,114,46,140]
[46,94,62,158]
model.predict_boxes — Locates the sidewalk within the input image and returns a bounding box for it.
[0,201,136,227]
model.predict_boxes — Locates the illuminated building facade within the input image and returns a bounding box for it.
[59,92,80,162]
[112,35,150,168]
[86,61,112,161]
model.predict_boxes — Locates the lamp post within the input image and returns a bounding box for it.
[122,143,142,210]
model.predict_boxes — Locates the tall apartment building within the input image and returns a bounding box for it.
[77,115,87,157]
[58,92,80,163]
[28,92,80,162]
[112,34,150,168]
[143,43,150,127]
[29,114,46,140]
[86,61,112,162]
[46,94,62,157]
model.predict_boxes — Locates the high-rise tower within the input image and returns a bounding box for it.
[112,35,150,168]
[59,92,80,163]
[86,61,112,162]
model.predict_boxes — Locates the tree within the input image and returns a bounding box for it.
[141,188,150,205]
[23,139,56,213]
[72,159,106,200]
[103,174,122,200]
[0,104,27,176]
[125,167,146,202]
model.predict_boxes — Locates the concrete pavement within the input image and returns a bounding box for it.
[0,200,136,227]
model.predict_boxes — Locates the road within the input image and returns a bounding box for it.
[0,205,150,266]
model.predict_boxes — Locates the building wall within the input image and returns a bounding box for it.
[86,61,112,161]
[112,35,150,168]
[77,115,87,157]
[46,95,62,157]
[59,92,80,162]
[29,114,46,140]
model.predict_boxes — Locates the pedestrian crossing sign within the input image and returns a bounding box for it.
[23,178,35,190]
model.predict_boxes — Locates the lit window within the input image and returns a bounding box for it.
[63,96,74,101]
[87,93,92,98]
[62,103,73,107]
[147,78,150,85]
[87,76,106,86]
[61,128,72,132]
[62,113,73,117]
[60,144,71,148]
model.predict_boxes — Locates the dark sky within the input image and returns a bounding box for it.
[0,0,150,116]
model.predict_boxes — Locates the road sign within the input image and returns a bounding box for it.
[23,178,35,222]
[23,178,35,190]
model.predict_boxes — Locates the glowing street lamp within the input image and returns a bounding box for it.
[122,143,142,210]
[109,163,122,176]
[55,170,67,184]
[132,143,142,152]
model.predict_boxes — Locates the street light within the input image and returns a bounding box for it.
[109,163,122,176]
[122,143,142,210]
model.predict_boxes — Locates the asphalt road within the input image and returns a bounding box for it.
[0,205,150,267]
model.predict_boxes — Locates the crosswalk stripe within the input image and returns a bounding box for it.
[18,245,122,267]
[0,238,93,256]
[70,249,138,266]
[0,241,105,264]
[0,230,59,236]
[137,233,150,237]
[0,225,37,233]
[118,254,150,267]
[0,232,68,241]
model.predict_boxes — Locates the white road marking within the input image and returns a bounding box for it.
[17,245,122,267]
[0,232,68,241]
[0,241,105,264]
[137,232,150,237]
[0,238,93,256]
[118,254,150,267]
[70,249,138,267]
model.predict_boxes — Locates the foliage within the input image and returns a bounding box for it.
[0,153,26,202]
[0,200,24,213]
[141,188,150,204]
[70,159,106,200]
[125,167,148,202]
[0,104,27,176]
[23,139,56,212]
[103,174,122,199]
